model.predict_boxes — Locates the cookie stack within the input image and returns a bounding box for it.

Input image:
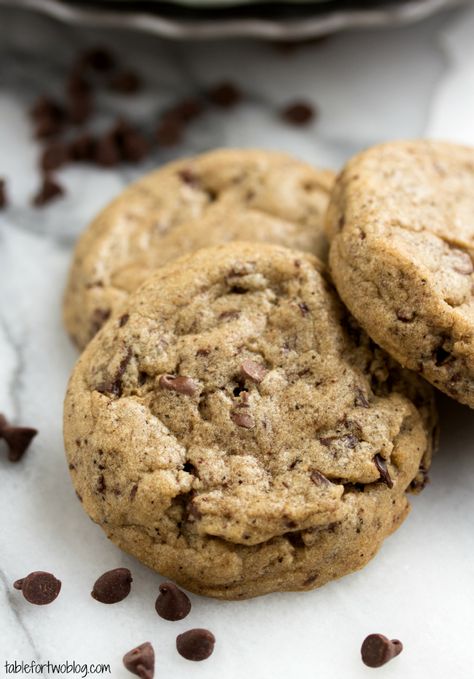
[63,141,471,599]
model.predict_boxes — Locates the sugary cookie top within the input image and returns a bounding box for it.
[65,243,434,550]
[64,148,334,348]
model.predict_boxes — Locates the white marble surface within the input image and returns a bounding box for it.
[1,4,474,678]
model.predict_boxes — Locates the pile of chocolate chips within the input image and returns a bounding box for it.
[0,45,318,210]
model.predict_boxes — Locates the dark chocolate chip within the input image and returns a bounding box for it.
[66,71,91,97]
[155,582,191,621]
[240,360,267,383]
[156,118,183,147]
[169,97,204,123]
[32,175,64,207]
[159,375,198,396]
[354,388,370,408]
[121,130,150,164]
[123,641,155,679]
[91,567,133,604]
[361,634,403,668]
[34,114,63,140]
[0,415,38,462]
[68,92,93,125]
[298,302,310,316]
[79,47,116,73]
[208,81,242,108]
[176,629,215,661]
[0,178,8,209]
[70,133,96,162]
[230,410,254,429]
[281,101,315,125]
[95,134,121,167]
[119,314,130,328]
[310,470,330,485]
[109,70,141,94]
[90,307,111,335]
[14,571,61,605]
[374,454,393,488]
[40,141,70,172]
[30,96,63,122]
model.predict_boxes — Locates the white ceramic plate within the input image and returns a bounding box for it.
[0,0,464,39]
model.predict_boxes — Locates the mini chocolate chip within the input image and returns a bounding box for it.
[14,571,61,605]
[354,388,370,408]
[0,178,8,209]
[109,70,141,94]
[230,410,254,429]
[298,302,310,316]
[40,141,70,172]
[310,470,330,485]
[70,133,96,162]
[155,582,191,621]
[121,130,150,163]
[123,641,155,679]
[32,175,64,207]
[95,134,121,167]
[208,81,241,108]
[281,101,315,125]
[0,415,38,462]
[361,634,403,668]
[240,359,267,383]
[170,97,204,123]
[79,47,116,72]
[176,629,215,661]
[91,568,133,604]
[156,118,183,147]
[68,92,93,125]
[159,375,198,396]
[374,454,393,488]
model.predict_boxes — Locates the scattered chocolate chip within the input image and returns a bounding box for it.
[109,70,141,94]
[121,129,150,163]
[68,92,93,125]
[159,375,198,396]
[70,133,96,162]
[156,118,183,147]
[208,81,242,108]
[91,567,133,604]
[374,454,393,488]
[95,133,121,167]
[14,571,61,605]
[281,101,315,126]
[361,634,403,668]
[176,629,215,661]
[30,96,63,122]
[32,175,64,207]
[155,582,191,621]
[230,410,254,429]
[34,114,63,140]
[79,47,116,73]
[170,97,204,123]
[240,359,267,383]
[123,641,155,679]
[66,71,91,97]
[40,141,70,172]
[0,414,38,462]
[0,178,8,209]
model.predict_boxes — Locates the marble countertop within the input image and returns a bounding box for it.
[1,4,474,679]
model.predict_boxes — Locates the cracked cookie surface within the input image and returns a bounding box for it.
[64,148,334,349]
[326,140,474,408]
[63,242,437,599]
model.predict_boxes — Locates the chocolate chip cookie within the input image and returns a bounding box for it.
[326,140,474,408]
[64,149,334,349]
[64,242,437,599]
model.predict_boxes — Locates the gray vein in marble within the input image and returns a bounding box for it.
[0,314,26,422]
